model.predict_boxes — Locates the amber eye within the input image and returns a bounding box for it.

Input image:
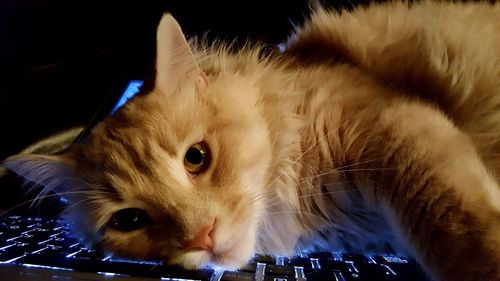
[108,208,151,232]
[184,142,210,174]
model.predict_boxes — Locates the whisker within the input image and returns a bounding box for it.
[266,211,330,225]
[261,89,284,189]
[263,179,357,208]
[263,97,384,191]
[61,197,108,218]
[260,157,390,207]
[264,186,372,209]
[0,190,108,217]
[149,260,164,271]
[297,166,394,184]
[261,179,350,206]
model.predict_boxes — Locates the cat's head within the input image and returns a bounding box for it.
[3,14,273,269]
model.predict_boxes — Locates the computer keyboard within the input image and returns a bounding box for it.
[0,215,429,281]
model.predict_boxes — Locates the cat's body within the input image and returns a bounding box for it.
[3,1,500,281]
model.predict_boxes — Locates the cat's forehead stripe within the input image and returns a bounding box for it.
[210,144,233,187]
[101,126,157,178]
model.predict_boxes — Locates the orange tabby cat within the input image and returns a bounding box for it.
[3,1,500,280]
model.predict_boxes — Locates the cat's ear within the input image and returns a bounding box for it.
[2,154,80,192]
[155,14,208,94]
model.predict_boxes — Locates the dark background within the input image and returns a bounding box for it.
[0,0,373,160]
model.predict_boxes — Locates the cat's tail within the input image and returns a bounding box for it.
[285,0,500,176]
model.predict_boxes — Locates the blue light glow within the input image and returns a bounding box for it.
[101,256,112,261]
[65,249,82,258]
[277,43,287,53]
[381,255,408,264]
[211,266,224,281]
[107,256,160,265]
[310,258,320,269]
[332,252,343,261]
[31,247,48,254]
[110,80,144,115]
[294,267,306,280]
[97,271,128,277]
[21,263,74,271]
[160,277,198,281]
[345,261,359,273]
[0,244,15,250]
[0,254,26,264]
[97,272,117,276]
[380,264,397,275]
[275,256,285,266]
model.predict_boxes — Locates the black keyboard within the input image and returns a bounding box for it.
[0,215,429,280]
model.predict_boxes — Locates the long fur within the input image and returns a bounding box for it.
[3,2,500,280]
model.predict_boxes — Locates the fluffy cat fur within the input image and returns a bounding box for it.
[3,1,500,280]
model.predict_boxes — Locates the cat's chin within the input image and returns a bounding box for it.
[171,249,252,270]
[209,249,253,270]
[171,236,255,270]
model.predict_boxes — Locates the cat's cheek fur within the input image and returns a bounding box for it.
[212,230,256,269]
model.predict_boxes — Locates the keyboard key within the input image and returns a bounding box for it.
[238,261,257,272]
[373,255,409,264]
[45,237,80,252]
[70,249,104,260]
[378,261,429,281]
[353,263,399,280]
[263,275,294,281]
[10,221,38,229]
[320,259,349,271]
[221,271,255,281]
[136,264,215,281]
[0,226,22,239]
[8,235,38,244]
[252,254,275,264]
[304,268,335,281]
[17,248,69,265]
[287,257,312,268]
[343,254,368,264]
[29,229,53,241]
[0,246,27,262]
[15,242,47,254]
[42,220,62,229]
[18,249,214,281]
[0,215,430,281]
[265,264,295,276]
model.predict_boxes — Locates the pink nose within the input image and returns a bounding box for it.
[183,223,215,251]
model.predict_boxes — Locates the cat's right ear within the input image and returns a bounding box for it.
[2,154,80,193]
[155,14,208,95]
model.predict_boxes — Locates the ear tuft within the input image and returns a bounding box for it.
[155,13,208,94]
[2,154,78,192]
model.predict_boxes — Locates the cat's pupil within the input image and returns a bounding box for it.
[109,208,151,232]
[186,147,203,164]
[184,142,210,174]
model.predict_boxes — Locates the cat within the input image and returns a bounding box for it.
[3,1,500,280]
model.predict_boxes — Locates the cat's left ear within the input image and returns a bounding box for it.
[2,154,80,193]
[155,14,208,95]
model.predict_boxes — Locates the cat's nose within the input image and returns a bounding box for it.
[182,222,215,252]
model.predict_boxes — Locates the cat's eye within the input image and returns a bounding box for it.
[184,142,210,174]
[108,208,151,232]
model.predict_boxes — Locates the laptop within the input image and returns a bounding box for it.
[0,79,429,281]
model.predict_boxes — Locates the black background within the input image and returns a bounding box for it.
[0,0,373,160]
